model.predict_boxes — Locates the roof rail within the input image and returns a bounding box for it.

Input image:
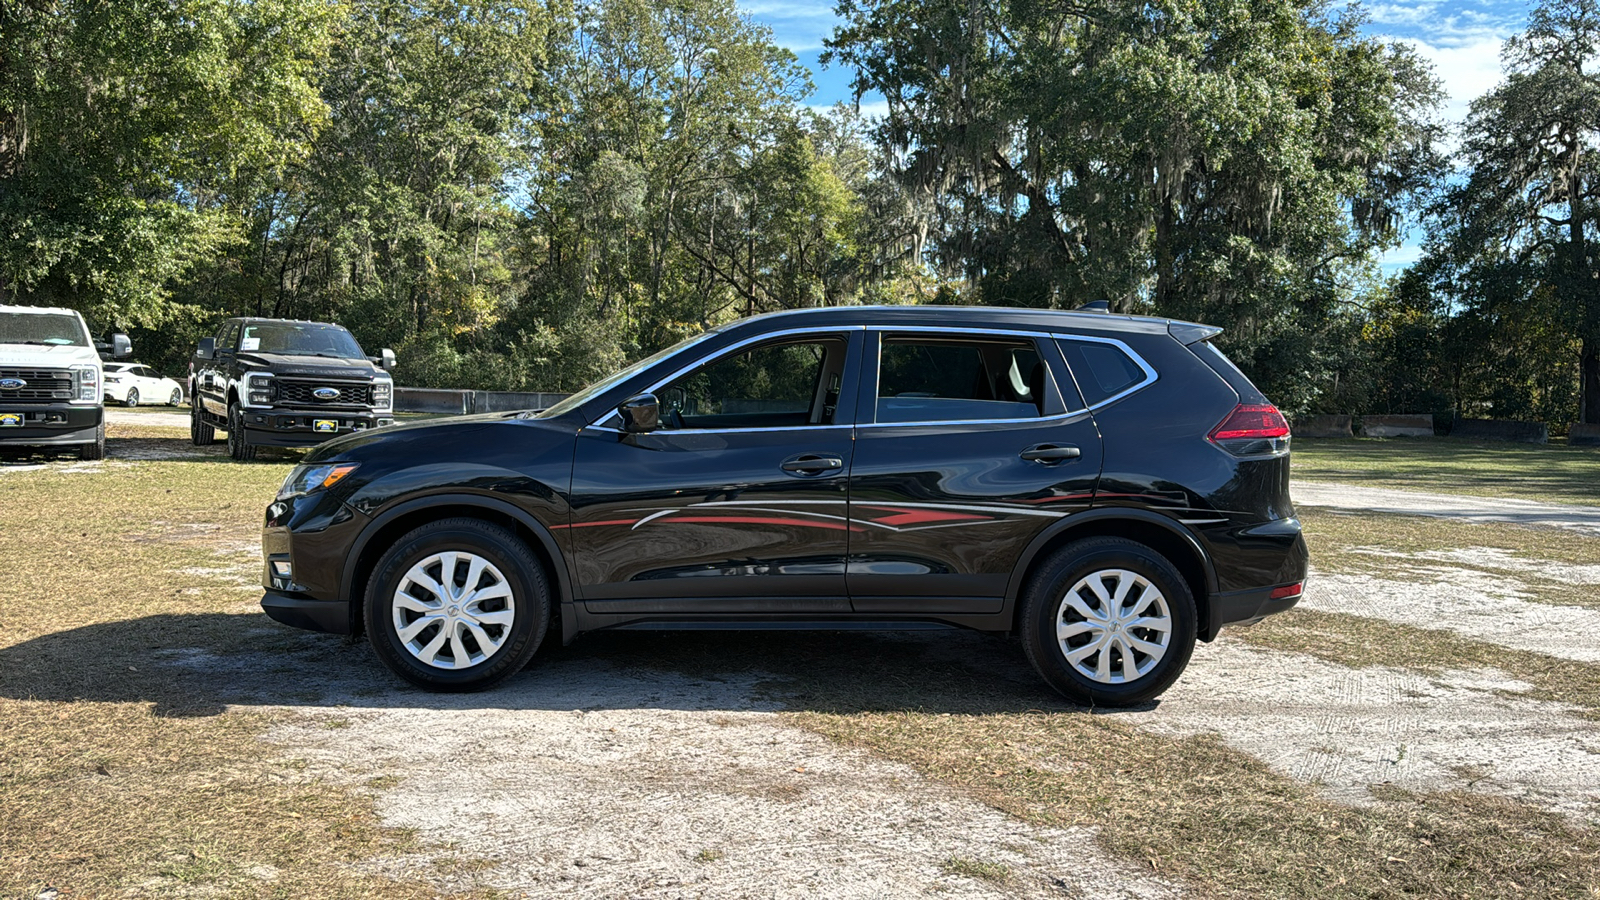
[1076,300,1110,313]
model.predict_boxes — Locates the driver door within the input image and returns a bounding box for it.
[568,330,862,615]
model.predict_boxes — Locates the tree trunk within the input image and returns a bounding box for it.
[1583,339,1600,424]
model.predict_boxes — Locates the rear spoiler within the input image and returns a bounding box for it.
[1168,321,1223,344]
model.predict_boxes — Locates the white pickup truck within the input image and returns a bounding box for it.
[0,304,131,459]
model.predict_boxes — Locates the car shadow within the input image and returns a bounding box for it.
[0,612,1142,718]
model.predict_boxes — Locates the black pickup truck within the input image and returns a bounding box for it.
[190,317,396,460]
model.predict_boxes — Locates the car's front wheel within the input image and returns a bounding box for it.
[1020,537,1197,707]
[226,402,256,461]
[124,388,139,408]
[365,518,550,691]
[169,387,183,406]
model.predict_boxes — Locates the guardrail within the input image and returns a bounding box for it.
[394,387,571,416]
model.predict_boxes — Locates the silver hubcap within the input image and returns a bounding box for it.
[1056,568,1172,684]
[392,551,515,670]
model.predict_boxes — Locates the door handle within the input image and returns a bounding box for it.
[1020,444,1081,463]
[781,454,844,474]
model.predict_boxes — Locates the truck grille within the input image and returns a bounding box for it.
[0,367,74,402]
[276,379,371,407]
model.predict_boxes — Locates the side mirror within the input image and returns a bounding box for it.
[617,393,660,434]
[111,333,132,359]
[196,337,215,360]
[380,348,396,372]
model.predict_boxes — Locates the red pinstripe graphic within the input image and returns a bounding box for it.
[858,506,991,526]
[659,515,862,532]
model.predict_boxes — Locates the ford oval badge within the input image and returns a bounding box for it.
[312,387,340,401]
[0,378,26,390]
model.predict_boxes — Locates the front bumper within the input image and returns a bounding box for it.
[0,403,102,446]
[260,488,369,634]
[261,589,352,634]
[238,406,394,447]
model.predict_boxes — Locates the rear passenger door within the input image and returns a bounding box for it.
[845,329,1104,613]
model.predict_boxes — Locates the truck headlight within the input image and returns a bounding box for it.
[277,462,359,500]
[70,364,99,403]
[242,372,274,408]
[371,375,392,412]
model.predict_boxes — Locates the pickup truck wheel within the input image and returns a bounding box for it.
[77,422,106,460]
[365,518,550,691]
[226,402,256,461]
[124,388,139,408]
[1019,537,1197,707]
[169,388,183,406]
[190,401,215,446]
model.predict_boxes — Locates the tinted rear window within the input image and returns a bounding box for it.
[1057,339,1147,406]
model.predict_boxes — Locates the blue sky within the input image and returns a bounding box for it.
[739,0,1533,271]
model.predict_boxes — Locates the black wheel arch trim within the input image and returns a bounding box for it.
[340,492,577,642]
[1004,506,1219,630]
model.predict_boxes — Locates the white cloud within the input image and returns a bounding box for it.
[1395,33,1508,127]
[739,0,840,52]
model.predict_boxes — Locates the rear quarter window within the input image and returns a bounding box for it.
[1056,339,1150,407]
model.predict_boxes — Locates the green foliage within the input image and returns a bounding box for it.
[826,0,1444,410]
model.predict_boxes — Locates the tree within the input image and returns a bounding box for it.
[0,0,336,326]
[825,0,1443,410]
[1423,0,1600,424]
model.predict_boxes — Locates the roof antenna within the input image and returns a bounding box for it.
[1076,300,1110,313]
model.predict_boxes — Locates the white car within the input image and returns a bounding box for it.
[103,362,184,407]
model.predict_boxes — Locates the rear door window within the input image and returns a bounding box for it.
[876,336,1054,423]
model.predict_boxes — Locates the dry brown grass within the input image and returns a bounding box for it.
[0,423,493,898]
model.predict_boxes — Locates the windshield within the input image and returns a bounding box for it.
[537,330,723,419]
[0,311,90,347]
[239,322,365,359]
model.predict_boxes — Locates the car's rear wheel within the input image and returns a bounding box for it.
[226,402,256,461]
[190,401,215,446]
[1020,537,1196,707]
[169,387,183,406]
[124,388,139,408]
[365,518,550,691]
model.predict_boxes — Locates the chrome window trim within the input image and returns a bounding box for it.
[1051,332,1159,412]
[588,325,864,432]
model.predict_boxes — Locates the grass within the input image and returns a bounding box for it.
[940,856,1011,884]
[0,420,492,899]
[1293,437,1600,506]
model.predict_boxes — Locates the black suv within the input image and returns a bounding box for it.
[260,306,1306,705]
[190,318,396,460]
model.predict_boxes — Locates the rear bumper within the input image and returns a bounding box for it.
[1208,584,1302,636]
[261,589,353,635]
[0,403,102,445]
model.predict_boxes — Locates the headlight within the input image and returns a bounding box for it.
[104,375,122,384]
[242,372,274,408]
[371,374,393,411]
[277,462,359,500]
[70,364,99,403]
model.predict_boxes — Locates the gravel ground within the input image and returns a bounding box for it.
[1293,481,1600,535]
[105,409,190,429]
[265,660,1183,900]
[1133,641,1600,817]
[1302,566,1600,663]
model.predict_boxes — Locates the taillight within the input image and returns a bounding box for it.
[1269,582,1303,601]
[1208,403,1290,454]
[1210,404,1289,440]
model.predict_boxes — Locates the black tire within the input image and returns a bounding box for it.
[124,388,139,408]
[365,518,550,691]
[1019,537,1197,707]
[77,421,106,460]
[226,402,256,461]
[190,401,215,446]
[169,387,183,406]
